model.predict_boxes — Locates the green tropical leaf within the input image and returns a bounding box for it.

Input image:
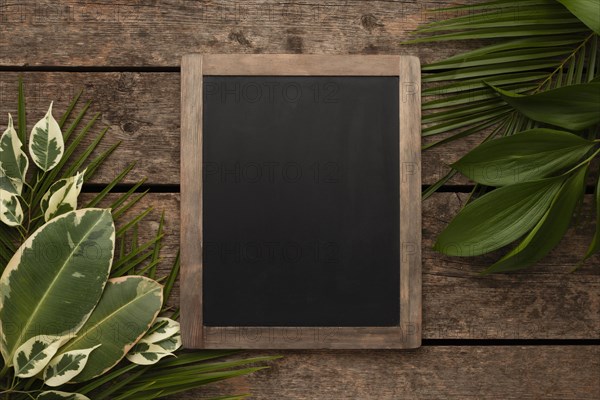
[0,114,29,194]
[139,317,179,344]
[43,344,101,387]
[13,335,65,378]
[583,171,600,261]
[126,341,174,366]
[434,177,565,256]
[0,208,115,366]
[40,169,86,222]
[55,276,163,383]
[483,167,587,274]
[29,102,64,172]
[452,128,596,185]
[489,81,600,130]
[37,391,91,400]
[558,0,600,34]
[0,189,23,226]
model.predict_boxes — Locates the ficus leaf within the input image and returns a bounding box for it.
[0,114,28,194]
[29,102,64,172]
[557,0,600,34]
[0,188,23,227]
[482,166,587,274]
[0,208,115,366]
[55,276,163,383]
[43,345,101,387]
[434,176,565,256]
[13,335,66,378]
[40,169,86,222]
[126,341,174,366]
[452,128,596,186]
[140,317,180,344]
[37,391,91,400]
[488,81,600,130]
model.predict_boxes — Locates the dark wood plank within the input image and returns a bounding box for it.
[85,192,600,340]
[174,346,600,399]
[0,71,471,185]
[0,0,482,67]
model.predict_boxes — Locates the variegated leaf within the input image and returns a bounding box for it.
[55,276,163,383]
[0,171,21,195]
[36,391,91,400]
[140,317,180,344]
[43,344,101,387]
[125,341,174,365]
[0,209,115,366]
[40,169,86,222]
[0,188,23,227]
[13,335,66,378]
[153,332,181,353]
[0,114,28,194]
[29,102,64,172]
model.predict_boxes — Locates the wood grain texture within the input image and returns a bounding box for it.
[180,54,204,348]
[178,346,600,399]
[0,0,481,67]
[87,193,600,340]
[0,71,470,186]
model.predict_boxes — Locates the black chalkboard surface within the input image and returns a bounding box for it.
[180,55,421,349]
[203,76,400,327]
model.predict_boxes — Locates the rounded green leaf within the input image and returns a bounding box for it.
[37,391,90,400]
[0,208,115,366]
[434,177,564,256]
[0,188,23,227]
[558,0,600,33]
[483,166,587,274]
[452,128,596,186]
[55,276,163,383]
[29,102,64,172]
[0,114,29,194]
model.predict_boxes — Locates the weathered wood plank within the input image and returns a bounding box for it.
[0,71,473,185]
[84,192,600,340]
[0,0,482,67]
[181,346,600,399]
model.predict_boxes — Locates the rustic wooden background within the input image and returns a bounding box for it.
[1,1,599,398]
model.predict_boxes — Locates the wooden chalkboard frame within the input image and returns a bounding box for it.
[180,54,421,349]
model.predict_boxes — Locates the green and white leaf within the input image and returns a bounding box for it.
[0,188,23,227]
[434,177,565,256]
[40,169,86,222]
[489,82,600,131]
[153,332,182,353]
[13,335,66,378]
[483,166,587,274]
[0,114,28,194]
[29,102,64,172]
[36,391,91,400]
[55,276,163,383]
[126,341,174,365]
[452,129,596,186]
[0,208,115,366]
[43,344,101,387]
[140,317,180,344]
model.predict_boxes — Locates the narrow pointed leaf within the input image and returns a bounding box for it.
[44,344,101,387]
[13,335,66,378]
[434,177,564,256]
[29,102,64,172]
[0,114,28,194]
[483,167,587,273]
[489,82,600,130]
[452,128,596,185]
[56,276,163,383]
[40,169,86,221]
[558,0,600,33]
[0,208,115,366]
[0,189,23,226]
[37,391,91,400]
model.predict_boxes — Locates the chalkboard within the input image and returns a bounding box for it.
[181,55,421,349]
